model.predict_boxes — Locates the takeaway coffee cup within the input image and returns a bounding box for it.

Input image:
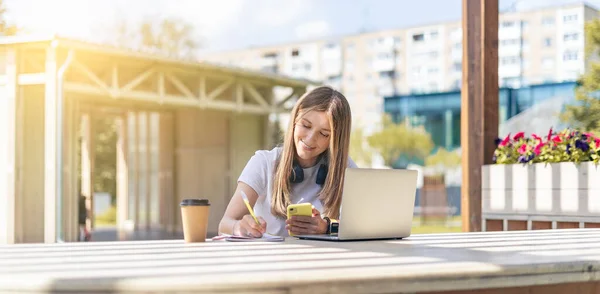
[180,199,210,243]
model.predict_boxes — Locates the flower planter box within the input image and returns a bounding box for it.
[482,162,600,230]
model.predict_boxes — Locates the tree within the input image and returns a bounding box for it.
[0,0,18,36]
[269,116,285,148]
[93,117,118,205]
[425,147,461,168]
[349,124,372,167]
[91,17,202,208]
[561,19,600,133]
[367,114,434,167]
[109,17,201,60]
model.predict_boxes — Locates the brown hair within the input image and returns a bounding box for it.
[271,86,352,219]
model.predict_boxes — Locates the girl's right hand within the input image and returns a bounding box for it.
[234,215,267,237]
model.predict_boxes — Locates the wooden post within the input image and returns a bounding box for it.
[461,0,499,232]
[0,48,18,244]
[61,91,77,242]
[44,46,59,243]
[81,113,95,232]
[116,115,128,232]
[159,112,175,232]
[145,112,152,229]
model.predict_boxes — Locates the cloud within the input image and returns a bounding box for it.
[253,0,316,26]
[158,0,245,37]
[6,0,246,40]
[294,20,332,40]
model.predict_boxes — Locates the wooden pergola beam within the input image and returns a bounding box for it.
[461,0,499,232]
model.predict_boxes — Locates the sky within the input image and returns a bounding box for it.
[4,0,600,55]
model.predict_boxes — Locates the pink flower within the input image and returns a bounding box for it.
[586,133,598,143]
[499,133,511,147]
[534,142,544,155]
[518,144,529,154]
[547,127,553,141]
[513,132,525,141]
[532,134,542,142]
[595,138,600,149]
[552,136,562,143]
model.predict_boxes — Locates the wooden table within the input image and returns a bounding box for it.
[2,229,600,294]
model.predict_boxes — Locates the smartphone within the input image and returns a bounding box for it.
[287,203,313,236]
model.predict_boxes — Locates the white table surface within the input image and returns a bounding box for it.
[2,229,600,293]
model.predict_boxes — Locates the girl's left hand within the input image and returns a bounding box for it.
[285,207,328,235]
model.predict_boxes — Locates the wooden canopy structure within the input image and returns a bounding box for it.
[0,35,314,244]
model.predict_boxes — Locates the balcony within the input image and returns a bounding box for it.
[259,56,278,67]
[372,57,396,72]
[373,37,396,52]
[498,64,522,78]
[322,61,342,77]
[450,29,462,42]
[499,44,522,57]
[322,45,342,60]
[451,49,462,61]
[378,84,395,97]
[499,25,522,40]
[260,65,278,74]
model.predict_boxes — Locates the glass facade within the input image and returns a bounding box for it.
[383,82,577,164]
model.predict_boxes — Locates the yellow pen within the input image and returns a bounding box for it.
[240,190,261,226]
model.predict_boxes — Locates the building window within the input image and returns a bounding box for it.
[429,82,439,92]
[291,49,300,57]
[542,17,555,26]
[412,33,424,42]
[500,39,519,46]
[501,56,519,65]
[544,38,552,47]
[564,33,579,41]
[345,61,355,71]
[377,52,393,59]
[412,66,422,76]
[501,21,515,28]
[542,57,554,69]
[452,62,461,72]
[430,31,439,40]
[368,38,377,48]
[563,51,578,61]
[452,79,461,89]
[379,70,395,79]
[563,14,578,23]
[428,67,439,74]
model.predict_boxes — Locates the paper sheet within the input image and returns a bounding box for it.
[212,233,284,242]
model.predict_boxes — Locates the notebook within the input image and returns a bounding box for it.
[212,233,284,242]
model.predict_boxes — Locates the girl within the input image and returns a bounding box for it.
[218,86,357,237]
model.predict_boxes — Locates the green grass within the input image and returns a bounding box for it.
[95,206,117,227]
[411,216,462,234]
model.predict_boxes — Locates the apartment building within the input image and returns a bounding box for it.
[203,3,600,135]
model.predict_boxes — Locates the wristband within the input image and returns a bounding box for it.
[324,217,331,234]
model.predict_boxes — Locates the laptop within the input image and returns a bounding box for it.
[296,168,418,242]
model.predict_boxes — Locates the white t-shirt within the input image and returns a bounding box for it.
[238,146,357,237]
